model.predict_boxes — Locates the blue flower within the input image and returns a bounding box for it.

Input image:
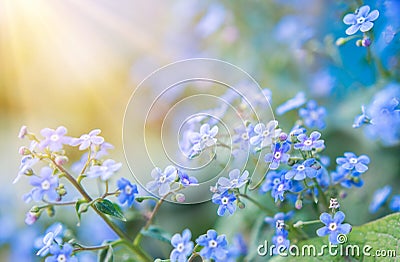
[285,158,317,180]
[14,155,39,184]
[272,229,290,255]
[361,84,400,146]
[265,143,290,170]
[336,152,370,173]
[331,166,364,188]
[178,170,198,187]
[233,123,256,150]
[212,191,237,216]
[196,229,229,261]
[276,92,306,115]
[36,223,63,257]
[226,234,247,261]
[217,169,249,191]
[250,120,281,149]
[117,178,138,207]
[352,105,370,128]
[188,123,218,154]
[146,165,178,196]
[294,131,325,151]
[170,229,194,262]
[316,211,352,244]
[70,129,104,150]
[264,211,294,228]
[39,126,71,151]
[45,244,77,262]
[271,175,292,202]
[343,5,379,35]
[369,185,392,213]
[26,167,59,202]
[86,159,122,180]
[389,195,400,212]
[299,100,327,129]
[260,170,285,194]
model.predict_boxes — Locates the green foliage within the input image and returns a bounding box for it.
[94,199,126,221]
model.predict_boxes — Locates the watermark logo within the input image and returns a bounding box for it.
[257,234,396,258]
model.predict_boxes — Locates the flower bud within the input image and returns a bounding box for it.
[237,201,245,209]
[47,206,55,217]
[18,126,28,139]
[295,199,303,210]
[25,211,40,225]
[362,37,371,47]
[279,132,288,142]
[339,190,347,199]
[335,37,346,46]
[356,39,362,47]
[18,146,31,155]
[30,206,40,213]
[55,156,68,166]
[175,193,185,203]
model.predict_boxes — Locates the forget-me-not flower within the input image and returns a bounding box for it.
[336,152,370,173]
[265,143,290,170]
[299,100,327,129]
[170,229,194,262]
[212,190,237,216]
[45,243,77,262]
[86,159,122,180]
[146,165,178,196]
[285,158,317,180]
[369,185,392,213]
[343,5,379,35]
[196,229,229,261]
[117,178,138,207]
[27,167,59,202]
[294,131,325,151]
[250,120,281,149]
[217,169,249,191]
[39,126,71,151]
[316,211,352,244]
[70,129,104,150]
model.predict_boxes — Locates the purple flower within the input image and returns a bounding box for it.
[188,123,219,156]
[343,5,379,35]
[285,158,317,180]
[264,143,290,170]
[178,170,198,187]
[146,165,178,196]
[212,191,237,216]
[233,124,256,149]
[226,234,247,261]
[27,167,59,202]
[170,229,194,262]
[250,120,281,149]
[299,100,327,129]
[369,185,392,213]
[36,223,63,256]
[86,159,122,180]
[316,211,352,244]
[95,142,114,158]
[336,152,370,173]
[294,131,325,151]
[196,229,229,261]
[117,178,138,207]
[390,195,400,212]
[45,244,77,262]
[39,126,71,151]
[276,92,306,115]
[70,129,104,150]
[217,169,249,191]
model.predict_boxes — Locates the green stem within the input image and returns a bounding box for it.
[293,219,321,228]
[237,194,273,215]
[50,159,152,261]
[313,178,329,211]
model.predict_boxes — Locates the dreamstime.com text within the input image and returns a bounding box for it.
[257,240,397,258]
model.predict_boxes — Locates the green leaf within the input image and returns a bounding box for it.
[98,245,113,262]
[140,225,172,243]
[94,199,126,221]
[270,213,400,261]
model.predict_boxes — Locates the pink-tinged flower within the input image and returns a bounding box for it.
[39,126,71,152]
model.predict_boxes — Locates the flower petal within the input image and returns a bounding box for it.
[320,212,332,225]
[367,9,379,21]
[334,211,345,224]
[316,226,329,237]
[360,21,374,32]
[343,13,356,25]
[346,24,361,35]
